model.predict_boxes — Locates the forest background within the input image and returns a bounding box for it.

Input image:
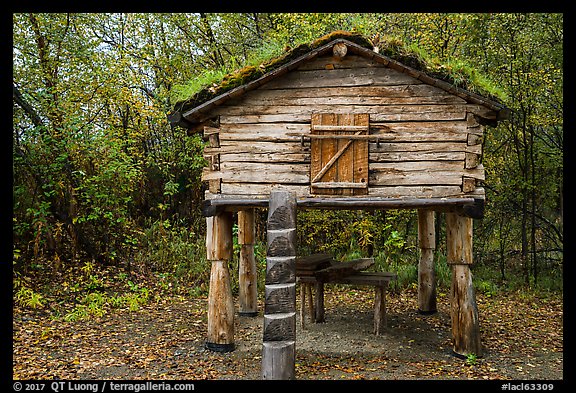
[12,13,563,319]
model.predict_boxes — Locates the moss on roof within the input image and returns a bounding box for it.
[171,30,506,116]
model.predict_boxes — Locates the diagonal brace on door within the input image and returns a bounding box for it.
[311,130,363,183]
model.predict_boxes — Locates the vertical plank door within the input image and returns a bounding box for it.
[310,113,369,196]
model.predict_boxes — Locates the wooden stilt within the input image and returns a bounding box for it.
[446,212,482,358]
[262,190,297,380]
[238,209,258,316]
[418,209,437,314]
[205,213,235,352]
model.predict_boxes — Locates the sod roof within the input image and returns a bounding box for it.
[169,30,510,128]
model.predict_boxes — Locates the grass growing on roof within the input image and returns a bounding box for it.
[171,30,507,115]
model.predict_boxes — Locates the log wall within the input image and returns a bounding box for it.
[201,53,491,201]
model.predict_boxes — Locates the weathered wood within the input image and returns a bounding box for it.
[205,213,233,262]
[462,177,477,193]
[305,284,314,324]
[265,283,296,314]
[238,208,257,316]
[370,165,485,186]
[263,190,297,380]
[266,256,296,284]
[465,152,480,169]
[374,285,386,335]
[205,212,235,351]
[311,113,369,196]
[238,208,255,244]
[238,244,257,316]
[450,264,482,357]
[446,213,473,265]
[237,84,469,102]
[259,66,422,90]
[262,341,296,380]
[206,260,235,352]
[369,141,481,154]
[311,181,367,189]
[177,40,508,126]
[267,229,297,258]
[295,254,334,273]
[446,212,481,356]
[202,196,479,216]
[298,272,397,332]
[299,283,307,330]
[202,162,310,184]
[369,185,464,198]
[314,281,325,323]
[313,258,375,281]
[418,210,437,314]
[217,183,472,200]
[216,104,468,122]
[332,42,348,59]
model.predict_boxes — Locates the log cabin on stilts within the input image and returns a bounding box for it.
[168,31,510,380]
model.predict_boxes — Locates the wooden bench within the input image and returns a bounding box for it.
[297,271,397,335]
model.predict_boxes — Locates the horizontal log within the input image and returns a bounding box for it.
[214,104,468,122]
[368,185,464,198]
[202,162,310,184]
[231,93,466,106]
[242,83,467,100]
[369,141,480,154]
[202,194,485,217]
[369,165,485,186]
[219,152,310,164]
[208,184,479,201]
[371,161,464,171]
[259,66,422,89]
[220,183,310,198]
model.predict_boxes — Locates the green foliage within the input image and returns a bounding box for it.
[12,13,563,301]
[134,218,210,293]
[466,353,478,366]
[14,285,45,309]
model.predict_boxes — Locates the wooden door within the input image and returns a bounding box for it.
[310,113,369,196]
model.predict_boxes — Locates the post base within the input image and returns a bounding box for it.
[239,311,259,317]
[205,342,235,352]
[451,348,483,359]
[418,309,437,315]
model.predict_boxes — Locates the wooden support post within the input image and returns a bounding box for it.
[373,285,386,335]
[314,282,325,323]
[238,209,258,316]
[418,209,437,314]
[446,212,482,358]
[262,190,297,380]
[205,213,235,352]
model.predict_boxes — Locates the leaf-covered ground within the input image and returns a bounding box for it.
[13,286,563,381]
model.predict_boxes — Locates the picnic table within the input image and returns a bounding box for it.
[296,254,397,335]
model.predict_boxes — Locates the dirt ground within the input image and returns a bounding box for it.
[13,286,563,382]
